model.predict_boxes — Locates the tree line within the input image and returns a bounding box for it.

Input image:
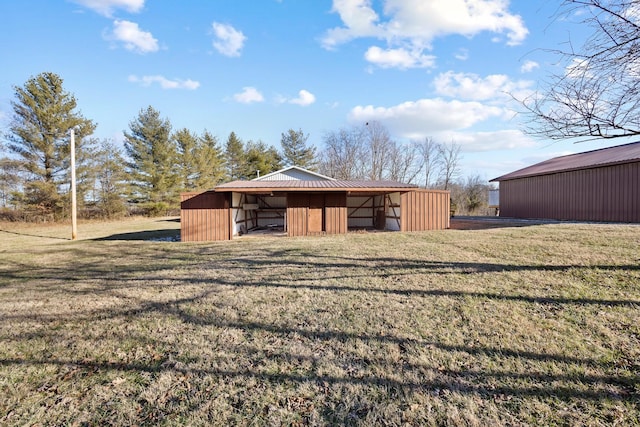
[1,72,492,221]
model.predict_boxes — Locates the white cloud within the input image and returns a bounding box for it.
[322,0,528,69]
[433,71,533,102]
[454,48,469,61]
[289,90,316,106]
[520,60,539,73]
[128,75,200,90]
[212,22,246,57]
[349,98,504,138]
[438,130,538,152]
[565,57,591,79]
[364,46,435,69]
[322,0,382,49]
[72,0,144,17]
[109,20,158,53]
[233,87,264,104]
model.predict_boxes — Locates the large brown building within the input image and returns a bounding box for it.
[490,141,640,223]
[181,166,450,242]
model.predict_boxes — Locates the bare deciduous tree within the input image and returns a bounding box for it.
[521,0,640,141]
[387,142,420,184]
[364,121,392,180]
[319,126,367,179]
[415,137,439,188]
[437,142,462,190]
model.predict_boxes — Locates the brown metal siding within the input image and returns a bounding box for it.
[180,192,231,242]
[286,193,309,237]
[400,190,450,231]
[325,193,347,234]
[287,193,348,236]
[499,162,640,222]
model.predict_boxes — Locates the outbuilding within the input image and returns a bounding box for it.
[181,166,450,241]
[490,141,640,222]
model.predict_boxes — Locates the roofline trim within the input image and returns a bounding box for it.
[490,158,640,182]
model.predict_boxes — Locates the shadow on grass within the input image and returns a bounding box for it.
[0,353,635,403]
[2,289,638,405]
[0,228,69,240]
[2,240,639,415]
[93,229,180,241]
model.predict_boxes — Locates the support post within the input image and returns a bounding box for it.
[70,128,77,240]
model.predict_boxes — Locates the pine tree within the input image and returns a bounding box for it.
[7,72,96,217]
[123,106,178,209]
[174,128,199,191]
[245,140,283,179]
[0,157,24,208]
[93,139,127,217]
[280,128,317,170]
[195,130,225,189]
[224,131,245,180]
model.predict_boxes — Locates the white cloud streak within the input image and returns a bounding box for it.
[233,87,264,104]
[212,22,246,57]
[350,98,504,135]
[520,60,539,73]
[433,71,533,101]
[322,0,528,69]
[109,20,158,53]
[72,0,144,17]
[128,75,200,90]
[364,46,435,69]
[289,90,316,106]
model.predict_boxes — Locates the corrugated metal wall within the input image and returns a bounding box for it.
[499,162,640,222]
[286,194,309,237]
[258,169,331,181]
[325,193,347,234]
[286,193,348,236]
[400,190,450,231]
[180,191,231,242]
[181,189,451,241]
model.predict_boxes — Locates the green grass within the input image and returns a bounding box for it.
[0,218,638,426]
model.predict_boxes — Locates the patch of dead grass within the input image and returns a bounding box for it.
[0,219,639,425]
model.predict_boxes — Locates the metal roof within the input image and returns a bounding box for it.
[491,141,640,181]
[215,179,418,193]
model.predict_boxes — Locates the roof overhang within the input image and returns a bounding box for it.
[214,180,419,194]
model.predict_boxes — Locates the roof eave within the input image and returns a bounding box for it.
[491,158,640,182]
[215,187,417,193]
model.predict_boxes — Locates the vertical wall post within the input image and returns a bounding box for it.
[70,128,77,240]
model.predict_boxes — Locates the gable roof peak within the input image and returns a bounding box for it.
[253,166,336,181]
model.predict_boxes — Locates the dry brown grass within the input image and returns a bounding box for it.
[0,218,638,426]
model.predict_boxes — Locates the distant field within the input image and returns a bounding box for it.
[0,217,638,426]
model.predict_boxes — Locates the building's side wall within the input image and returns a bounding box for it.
[325,193,348,234]
[180,191,231,242]
[287,193,348,236]
[400,190,450,231]
[499,162,640,222]
[286,193,309,237]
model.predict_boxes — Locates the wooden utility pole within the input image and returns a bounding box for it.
[70,128,77,240]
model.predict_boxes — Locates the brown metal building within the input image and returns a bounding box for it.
[181,166,450,242]
[490,141,640,222]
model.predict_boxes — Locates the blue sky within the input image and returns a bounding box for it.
[0,0,628,181]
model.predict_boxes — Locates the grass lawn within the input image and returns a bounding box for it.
[0,217,638,426]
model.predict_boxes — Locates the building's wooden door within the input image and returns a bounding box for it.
[308,194,324,234]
